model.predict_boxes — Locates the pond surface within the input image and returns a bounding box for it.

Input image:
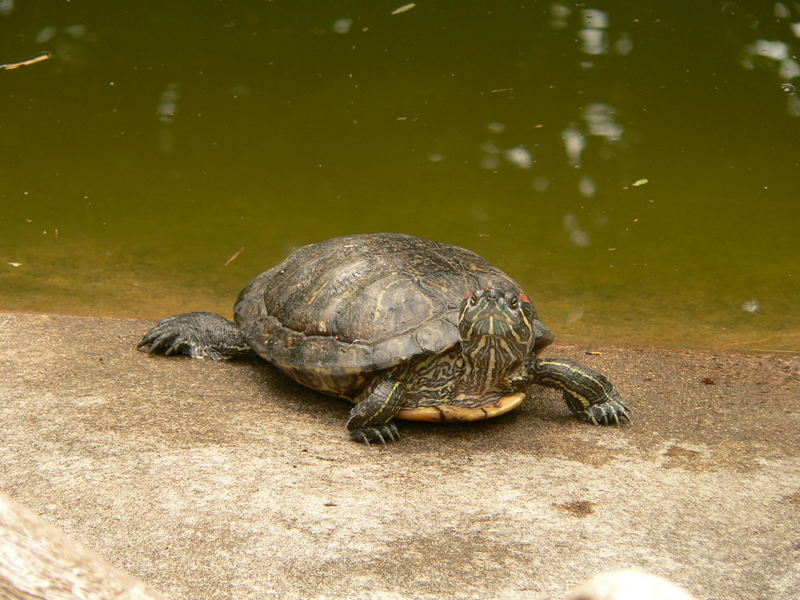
[1,2,798,352]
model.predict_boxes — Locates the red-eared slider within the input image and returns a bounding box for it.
[138,233,630,444]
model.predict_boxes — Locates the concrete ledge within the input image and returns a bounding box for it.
[0,490,168,600]
[0,313,798,599]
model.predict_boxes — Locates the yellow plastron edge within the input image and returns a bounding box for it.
[396,392,525,422]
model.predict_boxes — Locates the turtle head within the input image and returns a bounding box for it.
[458,288,534,360]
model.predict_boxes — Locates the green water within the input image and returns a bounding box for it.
[1,2,798,352]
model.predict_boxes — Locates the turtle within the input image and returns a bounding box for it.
[138,233,630,445]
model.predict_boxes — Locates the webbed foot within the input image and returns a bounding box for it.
[346,377,405,446]
[568,391,632,426]
[137,312,253,361]
[349,423,400,446]
[529,357,632,427]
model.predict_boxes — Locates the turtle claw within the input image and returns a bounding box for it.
[137,312,248,361]
[138,323,193,358]
[383,425,398,442]
[138,318,183,355]
[573,393,631,427]
[349,423,400,446]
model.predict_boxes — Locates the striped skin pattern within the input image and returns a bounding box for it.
[345,378,404,445]
[338,289,537,443]
[455,289,533,400]
[138,233,631,445]
[529,358,631,426]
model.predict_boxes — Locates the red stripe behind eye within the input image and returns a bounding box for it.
[518,293,530,303]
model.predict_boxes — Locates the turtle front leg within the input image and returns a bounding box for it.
[526,357,632,425]
[347,377,406,446]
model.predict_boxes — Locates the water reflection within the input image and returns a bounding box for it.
[578,176,596,198]
[578,9,608,56]
[739,3,800,117]
[156,82,180,124]
[332,18,353,35]
[562,214,591,248]
[0,2,797,351]
[562,127,586,167]
[157,82,180,153]
[504,146,533,170]
[741,299,760,314]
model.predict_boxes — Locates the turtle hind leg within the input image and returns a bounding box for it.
[529,358,632,425]
[346,377,406,446]
[137,311,255,361]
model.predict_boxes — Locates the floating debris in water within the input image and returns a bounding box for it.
[632,178,649,187]
[7,262,22,267]
[391,3,415,15]
[780,82,796,94]
[1,51,51,70]
[224,247,245,267]
[741,299,760,313]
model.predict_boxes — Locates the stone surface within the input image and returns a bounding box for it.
[0,491,168,600]
[0,312,798,600]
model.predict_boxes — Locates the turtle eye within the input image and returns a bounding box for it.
[468,294,478,306]
[508,296,518,309]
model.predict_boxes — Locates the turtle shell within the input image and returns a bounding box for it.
[234,233,533,398]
